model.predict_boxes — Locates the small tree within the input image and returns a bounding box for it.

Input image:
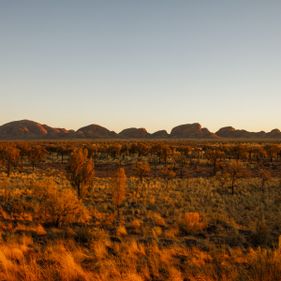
[224,160,247,195]
[112,167,127,222]
[265,144,280,162]
[205,147,225,176]
[68,148,94,198]
[0,145,20,176]
[17,142,31,171]
[27,145,46,170]
[56,145,72,164]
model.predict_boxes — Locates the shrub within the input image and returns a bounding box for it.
[34,184,90,227]
[148,211,166,227]
[130,219,142,230]
[112,167,127,221]
[181,212,206,234]
[68,148,94,198]
[116,225,127,237]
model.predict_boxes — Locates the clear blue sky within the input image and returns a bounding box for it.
[1,1,280,133]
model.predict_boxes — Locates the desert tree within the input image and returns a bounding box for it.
[229,144,248,161]
[265,144,281,162]
[108,143,122,160]
[128,142,139,157]
[150,143,172,164]
[224,160,247,195]
[205,147,225,176]
[120,143,130,161]
[136,142,150,158]
[88,144,98,159]
[0,145,20,176]
[150,143,163,165]
[246,144,267,163]
[68,148,95,198]
[253,145,268,163]
[27,145,47,170]
[112,167,127,223]
[56,144,72,164]
[17,142,31,170]
[96,143,109,160]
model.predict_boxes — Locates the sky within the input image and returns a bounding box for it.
[0,0,281,134]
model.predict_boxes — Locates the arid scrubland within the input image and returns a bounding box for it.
[0,141,281,280]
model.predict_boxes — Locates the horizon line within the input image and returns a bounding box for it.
[0,118,280,135]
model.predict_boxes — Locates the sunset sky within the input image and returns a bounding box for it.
[1,1,280,133]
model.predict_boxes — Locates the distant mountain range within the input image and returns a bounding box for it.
[0,119,281,140]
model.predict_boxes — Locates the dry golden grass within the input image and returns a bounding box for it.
[0,224,280,280]
[1,142,281,280]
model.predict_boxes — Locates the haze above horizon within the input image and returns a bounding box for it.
[1,1,280,133]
